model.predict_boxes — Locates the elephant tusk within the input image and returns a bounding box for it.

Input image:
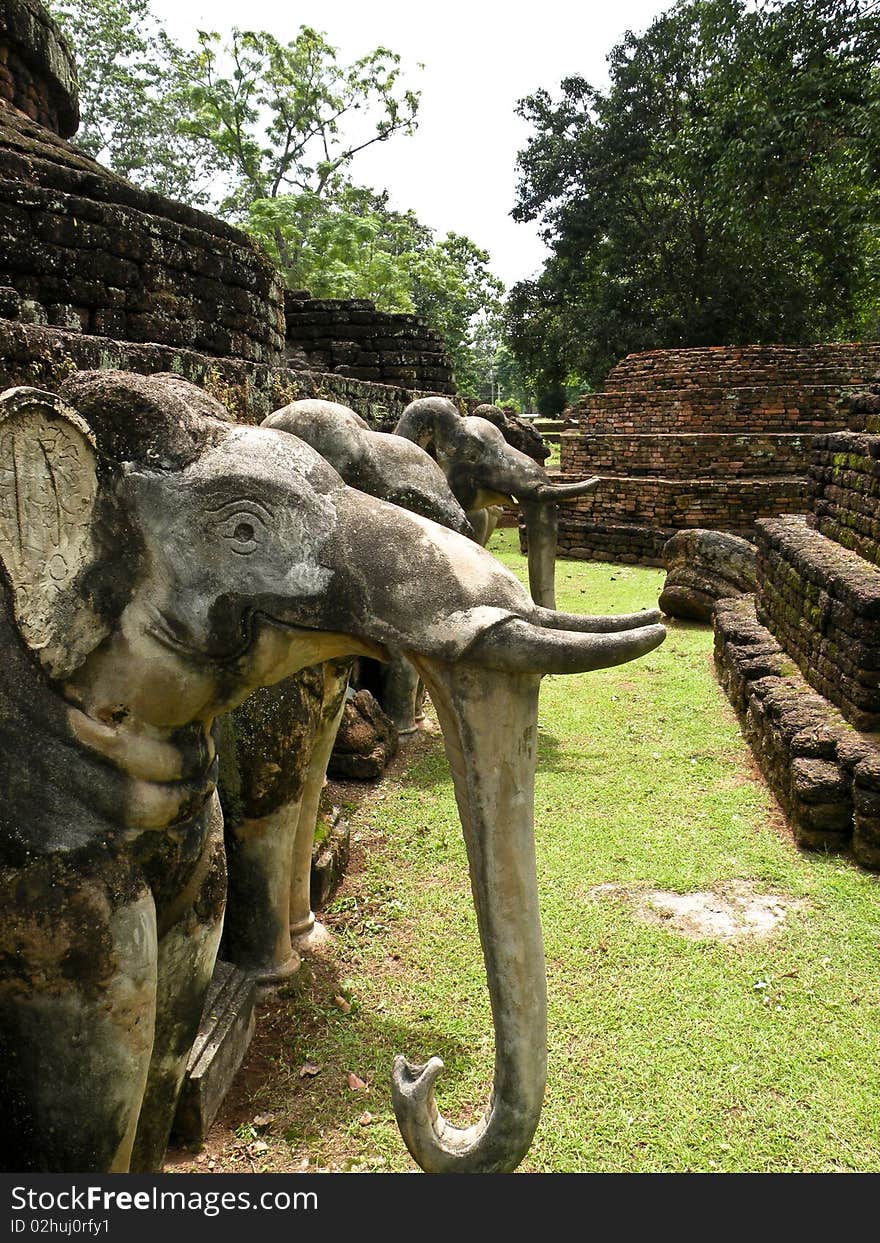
[463,619,666,675]
[531,476,601,502]
[531,605,662,633]
[390,661,546,1173]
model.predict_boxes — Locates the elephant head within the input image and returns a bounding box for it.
[262,398,475,537]
[0,372,663,1174]
[394,396,599,609]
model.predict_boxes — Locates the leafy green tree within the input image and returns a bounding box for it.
[492,341,533,412]
[510,0,880,388]
[180,27,420,218]
[48,5,505,395]
[47,0,214,202]
[247,186,504,395]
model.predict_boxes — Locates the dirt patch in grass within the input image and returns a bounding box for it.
[590,878,805,941]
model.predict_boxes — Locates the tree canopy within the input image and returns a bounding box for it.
[509,0,880,391]
[46,0,215,202]
[247,185,505,394]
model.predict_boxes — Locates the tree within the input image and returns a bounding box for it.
[47,0,214,203]
[180,27,420,219]
[247,186,505,396]
[510,0,880,388]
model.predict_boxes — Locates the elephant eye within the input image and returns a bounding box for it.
[209,500,272,555]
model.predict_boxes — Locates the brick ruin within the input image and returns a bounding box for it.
[0,0,456,415]
[284,289,455,394]
[714,388,880,870]
[0,0,77,137]
[554,344,880,565]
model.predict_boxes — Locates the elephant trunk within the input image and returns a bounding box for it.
[520,480,600,610]
[392,659,546,1173]
[520,498,559,610]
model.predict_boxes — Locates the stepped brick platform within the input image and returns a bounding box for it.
[556,475,805,565]
[284,289,455,393]
[714,597,880,866]
[605,343,880,392]
[714,391,880,872]
[554,343,880,565]
[0,104,287,362]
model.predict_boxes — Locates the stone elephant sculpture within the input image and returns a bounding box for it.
[395,395,601,609]
[262,398,475,735]
[0,371,664,1174]
[217,399,477,979]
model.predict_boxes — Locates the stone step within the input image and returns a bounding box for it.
[755,516,880,731]
[714,594,880,867]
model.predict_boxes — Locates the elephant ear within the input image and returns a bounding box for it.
[0,387,108,679]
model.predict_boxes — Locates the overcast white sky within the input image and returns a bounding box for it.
[149,0,670,289]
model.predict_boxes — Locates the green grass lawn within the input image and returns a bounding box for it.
[177,529,880,1174]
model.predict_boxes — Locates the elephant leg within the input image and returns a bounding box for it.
[290,659,351,948]
[0,858,158,1173]
[223,799,303,982]
[129,799,226,1172]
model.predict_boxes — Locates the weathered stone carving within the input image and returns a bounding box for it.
[218,662,351,977]
[263,398,474,737]
[0,370,665,1173]
[471,402,550,464]
[328,688,398,781]
[659,528,757,622]
[0,390,106,673]
[394,395,600,608]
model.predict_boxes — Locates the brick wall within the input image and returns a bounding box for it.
[808,430,880,569]
[606,343,880,392]
[754,514,880,732]
[0,106,286,363]
[0,0,77,137]
[0,317,467,428]
[713,596,873,860]
[284,290,455,394]
[564,475,805,530]
[565,385,854,438]
[563,431,811,478]
[711,377,880,873]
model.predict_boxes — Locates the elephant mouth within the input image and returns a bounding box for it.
[148,607,388,668]
[254,613,390,664]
